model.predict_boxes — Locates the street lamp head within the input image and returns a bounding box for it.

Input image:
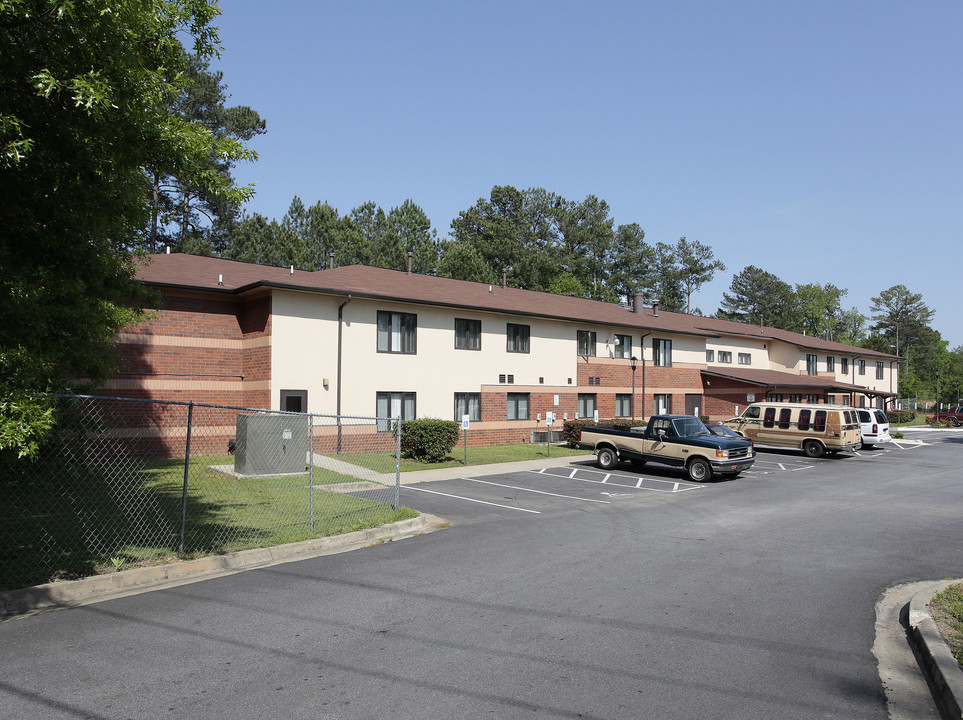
[630,355,638,370]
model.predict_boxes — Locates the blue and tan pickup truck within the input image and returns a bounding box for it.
[577,415,755,481]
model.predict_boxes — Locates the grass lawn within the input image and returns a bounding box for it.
[335,442,591,473]
[932,583,963,666]
[2,453,415,591]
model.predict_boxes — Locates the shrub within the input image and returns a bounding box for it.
[886,409,915,424]
[399,419,460,463]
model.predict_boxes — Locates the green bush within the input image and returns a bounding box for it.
[886,409,915,424]
[400,419,461,463]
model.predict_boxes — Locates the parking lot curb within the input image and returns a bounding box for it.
[0,514,446,621]
[908,579,963,719]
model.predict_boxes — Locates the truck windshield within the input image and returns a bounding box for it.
[672,418,710,437]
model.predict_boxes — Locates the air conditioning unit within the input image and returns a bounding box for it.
[235,414,309,476]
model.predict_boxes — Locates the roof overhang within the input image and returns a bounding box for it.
[701,368,896,397]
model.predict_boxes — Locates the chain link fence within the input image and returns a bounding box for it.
[1,395,409,591]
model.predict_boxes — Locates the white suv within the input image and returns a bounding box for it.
[856,409,891,449]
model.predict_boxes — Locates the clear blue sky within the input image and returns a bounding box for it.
[211,0,962,349]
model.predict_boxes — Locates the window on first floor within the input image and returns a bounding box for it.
[807,394,820,404]
[376,391,416,432]
[454,318,481,350]
[454,392,481,421]
[767,393,784,402]
[615,334,632,359]
[377,311,417,354]
[654,393,672,415]
[616,393,632,418]
[577,330,597,357]
[507,323,530,353]
[507,393,529,420]
[653,338,672,367]
[788,394,802,403]
[577,393,597,419]
[876,361,884,380]
[718,351,732,363]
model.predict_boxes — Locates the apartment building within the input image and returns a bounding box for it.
[106,253,898,445]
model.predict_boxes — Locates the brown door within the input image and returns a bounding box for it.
[685,394,703,417]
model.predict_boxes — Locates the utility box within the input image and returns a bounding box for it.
[235,414,309,476]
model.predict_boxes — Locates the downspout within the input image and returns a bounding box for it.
[336,295,352,453]
[640,330,652,419]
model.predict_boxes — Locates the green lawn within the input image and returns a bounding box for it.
[336,442,590,473]
[1,453,415,591]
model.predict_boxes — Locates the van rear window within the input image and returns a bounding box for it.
[813,410,827,432]
[798,409,811,431]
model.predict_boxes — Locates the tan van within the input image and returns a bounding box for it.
[723,402,861,458]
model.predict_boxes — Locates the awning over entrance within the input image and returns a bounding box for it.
[700,367,896,402]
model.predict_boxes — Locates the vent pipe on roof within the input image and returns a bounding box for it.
[633,293,645,315]
[166,246,170,254]
[328,252,335,270]
[290,265,294,275]
[407,251,413,276]
[502,268,507,289]
[218,274,223,286]
[652,302,659,317]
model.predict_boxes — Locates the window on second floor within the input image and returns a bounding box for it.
[377,311,416,354]
[577,330,596,357]
[876,361,884,380]
[706,349,715,362]
[841,358,849,375]
[858,359,866,375]
[454,318,481,350]
[738,353,751,365]
[718,351,732,363]
[827,357,836,373]
[614,334,632,359]
[507,323,530,353]
[653,338,672,367]
[806,354,818,375]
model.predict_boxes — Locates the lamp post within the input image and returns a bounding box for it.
[630,356,638,421]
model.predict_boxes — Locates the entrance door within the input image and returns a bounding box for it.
[685,394,703,417]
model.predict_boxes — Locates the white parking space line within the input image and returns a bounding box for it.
[531,467,704,493]
[403,484,541,513]
[466,477,611,504]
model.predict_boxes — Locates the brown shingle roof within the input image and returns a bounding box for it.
[136,253,899,359]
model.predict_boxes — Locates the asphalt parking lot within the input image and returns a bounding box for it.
[3,429,961,719]
[392,430,942,523]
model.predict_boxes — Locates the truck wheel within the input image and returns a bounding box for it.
[951,418,961,427]
[687,458,711,482]
[597,447,618,470]
[803,440,824,458]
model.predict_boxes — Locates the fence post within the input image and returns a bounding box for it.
[309,414,315,532]
[395,416,401,510]
[179,401,194,554]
